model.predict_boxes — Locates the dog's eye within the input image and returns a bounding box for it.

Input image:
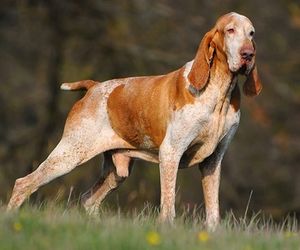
[227,28,235,34]
[250,31,255,37]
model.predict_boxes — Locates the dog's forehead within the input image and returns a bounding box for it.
[216,12,253,29]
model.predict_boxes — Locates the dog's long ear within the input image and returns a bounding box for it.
[243,65,262,96]
[188,28,216,91]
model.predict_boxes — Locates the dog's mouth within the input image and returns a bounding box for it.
[228,56,254,75]
[237,64,248,75]
[238,59,253,75]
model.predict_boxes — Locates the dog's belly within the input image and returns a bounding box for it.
[115,99,240,168]
[112,113,220,164]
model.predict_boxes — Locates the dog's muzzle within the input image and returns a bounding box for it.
[239,46,255,75]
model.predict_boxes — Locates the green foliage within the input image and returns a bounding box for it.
[0,204,299,250]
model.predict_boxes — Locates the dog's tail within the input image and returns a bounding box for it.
[60,80,98,91]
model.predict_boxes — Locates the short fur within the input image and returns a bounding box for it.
[7,12,262,231]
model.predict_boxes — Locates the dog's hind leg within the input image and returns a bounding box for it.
[82,152,133,215]
[6,132,112,211]
[6,87,132,211]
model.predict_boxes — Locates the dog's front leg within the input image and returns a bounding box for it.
[158,159,179,223]
[200,160,221,231]
[199,125,239,231]
[158,144,182,223]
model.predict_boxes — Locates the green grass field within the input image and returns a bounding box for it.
[0,203,299,250]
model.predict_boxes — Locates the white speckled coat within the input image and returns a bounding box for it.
[7,12,262,231]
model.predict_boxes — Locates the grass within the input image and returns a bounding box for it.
[0,203,299,250]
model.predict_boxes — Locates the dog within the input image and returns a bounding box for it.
[7,12,262,230]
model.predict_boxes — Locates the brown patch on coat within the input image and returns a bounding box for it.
[107,68,195,148]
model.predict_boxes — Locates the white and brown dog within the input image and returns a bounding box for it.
[7,12,262,230]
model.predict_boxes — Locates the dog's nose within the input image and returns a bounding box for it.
[240,48,254,61]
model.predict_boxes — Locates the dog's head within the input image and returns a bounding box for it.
[188,12,262,96]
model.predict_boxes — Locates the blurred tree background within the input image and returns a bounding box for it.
[0,0,299,219]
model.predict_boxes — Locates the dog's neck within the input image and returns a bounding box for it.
[184,55,235,101]
[210,55,235,91]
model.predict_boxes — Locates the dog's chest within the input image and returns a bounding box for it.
[186,102,239,166]
[194,101,236,142]
[192,100,239,151]
[165,84,240,162]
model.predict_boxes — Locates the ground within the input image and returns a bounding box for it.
[0,203,299,250]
